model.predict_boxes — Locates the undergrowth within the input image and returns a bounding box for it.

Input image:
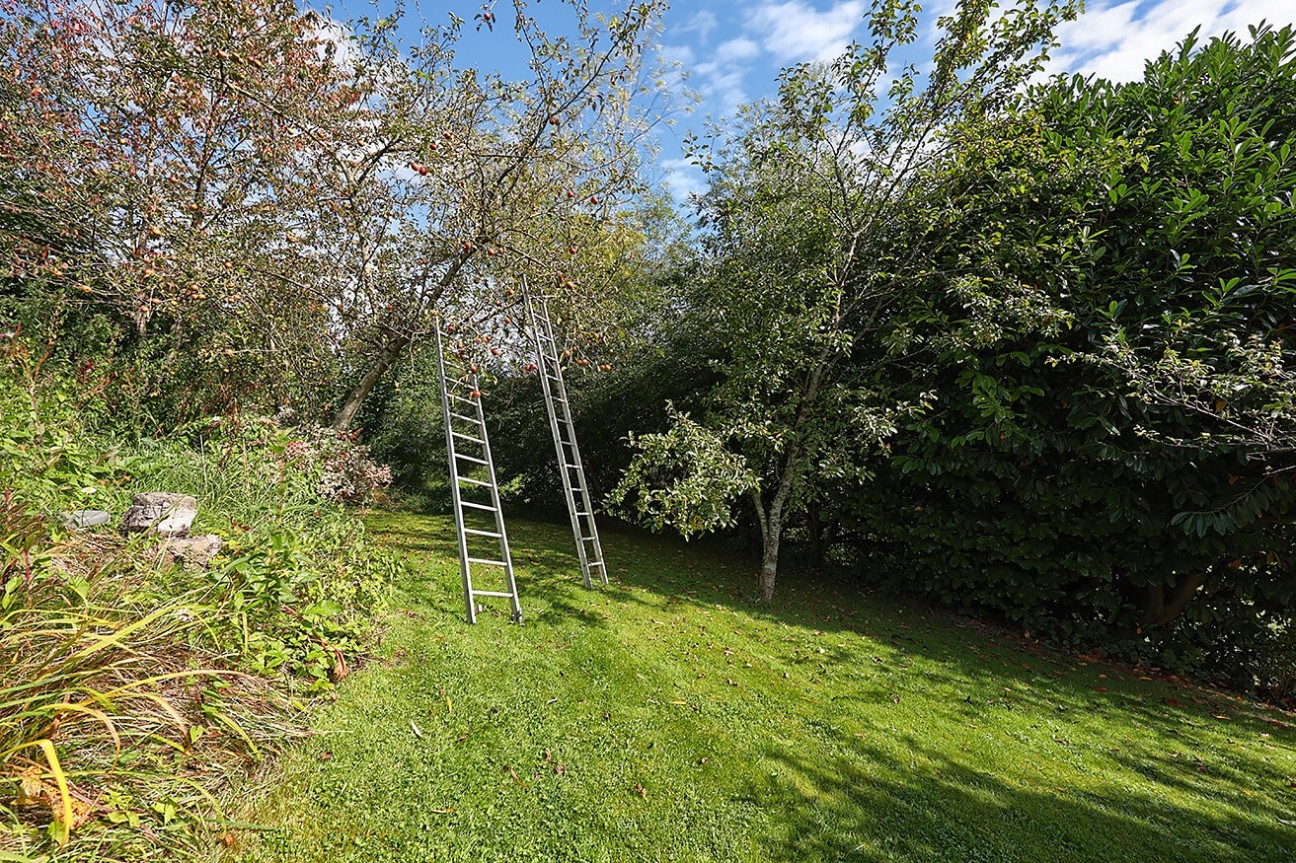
[0,336,403,858]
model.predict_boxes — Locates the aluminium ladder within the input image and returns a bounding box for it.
[523,285,608,588]
[433,320,523,624]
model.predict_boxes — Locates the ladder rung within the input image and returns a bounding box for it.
[458,477,491,487]
[575,511,592,517]
[460,501,497,511]
[464,528,502,538]
[579,535,597,542]
[449,394,480,405]
[449,411,480,424]
[455,452,488,465]
[564,463,581,469]
[466,557,509,567]
[471,590,516,598]
[551,396,568,403]
[587,561,605,567]
[451,430,485,444]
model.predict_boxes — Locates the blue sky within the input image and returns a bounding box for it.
[328,1,1295,200]
[651,0,1294,198]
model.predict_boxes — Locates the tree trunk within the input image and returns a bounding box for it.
[751,452,797,603]
[1139,573,1203,630]
[807,503,824,574]
[759,515,782,602]
[332,332,410,431]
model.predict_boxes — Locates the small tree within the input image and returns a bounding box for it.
[611,0,1079,601]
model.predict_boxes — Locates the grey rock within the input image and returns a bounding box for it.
[61,509,112,530]
[158,533,223,568]
[121,492,198,537]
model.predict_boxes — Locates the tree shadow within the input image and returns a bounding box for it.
[587,519,1296,753]
[366,509,1296,859]
[750,736,1296,862]
[367,511,639,629]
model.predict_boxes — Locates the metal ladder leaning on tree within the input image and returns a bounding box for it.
[524,282,608,589]
[432,319,523,625]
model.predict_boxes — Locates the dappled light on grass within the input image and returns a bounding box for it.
[232,514,1296,862]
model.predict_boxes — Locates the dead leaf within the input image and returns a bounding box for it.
[634,783,647,799]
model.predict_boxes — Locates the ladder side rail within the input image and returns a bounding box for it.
[538,296,608,585]
[435,324,478,624]
[525,285,594,588]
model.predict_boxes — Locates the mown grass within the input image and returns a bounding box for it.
[230,512,1296,862]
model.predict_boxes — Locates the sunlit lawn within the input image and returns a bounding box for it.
[231,512,1296,862]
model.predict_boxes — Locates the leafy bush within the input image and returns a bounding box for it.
[0,338,403,853]
[847,25,1296,697]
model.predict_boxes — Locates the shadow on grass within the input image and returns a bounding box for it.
[368,508,1296,854]
[375,510,1296,727]
[751,737,1295,863]
[368,511,639,629]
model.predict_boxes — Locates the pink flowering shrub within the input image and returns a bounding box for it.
[285,427,393,505]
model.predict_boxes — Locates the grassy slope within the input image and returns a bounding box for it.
[232,512,1296,863]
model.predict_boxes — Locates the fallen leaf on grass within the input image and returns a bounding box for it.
[319,751,333,761]
[508,768,529,788]
[634,783,647,799]
[410,721,424,739]
[440,687,453,712]
[430,807,458,814]
[1214,715,1233,721]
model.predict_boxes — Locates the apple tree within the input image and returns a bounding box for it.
[611,0,1080,601]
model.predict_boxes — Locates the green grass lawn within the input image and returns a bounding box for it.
[230,512,1296,862]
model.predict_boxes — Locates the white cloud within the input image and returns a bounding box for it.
[680,10,720,44]
[661,157,707,201]
[661,42,697,67]
[748,0,867,63]
[693,57,751,115]
[676,40,763,117]
[716,37,761,62]
[1051,0,1295,81]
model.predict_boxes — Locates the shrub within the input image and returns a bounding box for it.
[0,338,403,853]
